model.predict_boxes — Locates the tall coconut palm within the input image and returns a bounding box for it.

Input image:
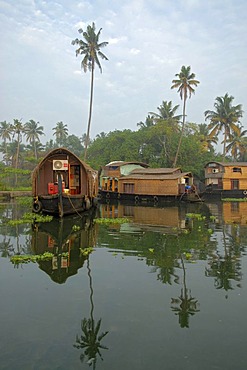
[225,125,247,161]
[11,119,25,185]
[72,22,108,161]
[52,121,68,147]
[24,119,44,159]
[171,66,200,167]
[204,93,243,160]
[0,121,12,163]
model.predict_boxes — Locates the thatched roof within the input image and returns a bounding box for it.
[130,167,181,175]
[120,171,193,181]
[205,161,247,168]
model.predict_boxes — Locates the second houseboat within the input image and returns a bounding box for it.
[99,161,201,203]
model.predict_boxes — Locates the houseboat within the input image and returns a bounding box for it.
[32,148,98,217]
[204,161,247,198]
[99,161,201,203]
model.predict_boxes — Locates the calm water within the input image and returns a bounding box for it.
[0,200,247,370]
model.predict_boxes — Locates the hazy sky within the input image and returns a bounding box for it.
[1,0,246,144]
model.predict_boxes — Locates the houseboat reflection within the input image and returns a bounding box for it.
[31,211,97,283]
[99,202,208,232]
[207,201,247,225]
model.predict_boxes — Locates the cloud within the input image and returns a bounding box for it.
[0,0,246,142]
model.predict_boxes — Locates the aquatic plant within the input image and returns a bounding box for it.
[95,218,131,224]
[10,252,68,265]
[72,225,81,231]
[222,198,247,202]
[186,213,206,221]
[80,247,94,257]
[8,213,53,225]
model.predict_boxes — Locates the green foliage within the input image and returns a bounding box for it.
[222,198,247,202]
[186,213,206,221]
[80,247,94,256]
[10,252,68,265]
[8,212,53,225]
[95,217,131,224]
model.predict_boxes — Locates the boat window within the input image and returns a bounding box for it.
[231,179,239,190]
[123,183,134,193]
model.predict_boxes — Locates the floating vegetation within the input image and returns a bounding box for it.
[72,225,81,231]
[10,252,68,265]
[8,212,53,225]
[80,247,94,257]
[95,218,131,224]
[186,213,206,221]
[209,215,216,221]
[222,198,247,202]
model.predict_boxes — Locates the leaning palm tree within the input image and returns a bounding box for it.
[52,121,68,147]
[171,66,200,167]
[72,22,108,161]
[24,119,44,159]
[204,93,243,160]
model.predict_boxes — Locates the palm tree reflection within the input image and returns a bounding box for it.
[171,254,199,328]
[74,258,109,368]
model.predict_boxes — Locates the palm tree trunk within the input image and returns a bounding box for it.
[173,97,187,167]
[84,61,95,161]
[223,129,227,161]
[15,132,20,186]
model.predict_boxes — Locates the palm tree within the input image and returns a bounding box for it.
[225,125,247,161]
[149,100,181,125]
[24,119,44,159]
[171,66,200,167]
[197,123,218,152]
[74,258,108,369]
[72,22,108,161]
[204,93,243,160]
[11,119,25,184]
[52,121,68,147]
[0,121,12,164]
[137,115,154,130]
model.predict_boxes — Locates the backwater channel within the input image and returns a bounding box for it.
[0,199,247,370]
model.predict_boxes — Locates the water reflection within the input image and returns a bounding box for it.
[74,258,109,368]
[171,253,200,328]
[98,201,247,327]
[31,211,97,283]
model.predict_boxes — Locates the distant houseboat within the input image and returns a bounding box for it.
[99,161,201,203]
[204,161,247,198]
[32,148,98,217]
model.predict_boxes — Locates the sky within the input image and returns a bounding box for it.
[1,0,247,144]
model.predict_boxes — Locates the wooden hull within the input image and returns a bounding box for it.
[99,190,202,203]
[203,189,247,199]
[33,194,98,217]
